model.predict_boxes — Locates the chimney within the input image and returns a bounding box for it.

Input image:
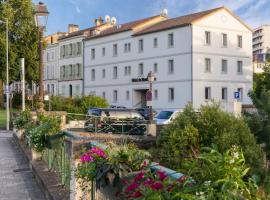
[68,24,79,33]
[94,17,104,26]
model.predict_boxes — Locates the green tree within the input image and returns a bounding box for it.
[0,0,39,106]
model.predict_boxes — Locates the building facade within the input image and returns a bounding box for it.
[83,7,253,111]
[252,25,270,73]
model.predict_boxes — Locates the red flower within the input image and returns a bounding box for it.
[126,183,139,193]
[178,175,186,183]
[134,191,142,198]
[157,170,167,181]
[144,178,154,186]
[167,184,174,192]
[134,171,145,182]
[150,181,163,190]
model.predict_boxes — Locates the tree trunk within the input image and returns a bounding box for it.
[0,80,3,108]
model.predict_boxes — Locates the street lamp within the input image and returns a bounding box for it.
[34,1,49,112]
[0,18,9,130]
[147,71,155,122]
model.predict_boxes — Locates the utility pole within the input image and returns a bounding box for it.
[6,18,9,130]
[21,58,25,111]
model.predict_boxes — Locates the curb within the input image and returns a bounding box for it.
[13,132,69,200]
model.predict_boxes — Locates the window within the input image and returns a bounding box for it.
[126,91,130,100]
[138,39,143,52]
[77,42,82,55]
[205,31,211,45]
[222,87,228,100]
[69,44,72,56]
[237,35,242,48]
[222,33,227,47]
[77,64,81,77]
[128,66,131,75]
[138,63,144,76]
[205,87,211,100]
[168,59,174,74]
[91,48,95,60]
[153,38,158,48]
[69,64,72,76]
[113,90,118,102]
[124,66,131,76]
[75,85,80,96]
[154,89,158,100]
[124,43,131,52]
[47,52,50,61]
[65,45,69,57]
[62,85,66,96]
[72,43,76,55]
[237,88,243,101]
[102,92,106,99]
[113,66,118,79]
[102,47,105,56]
[237,61,243,74]
[51,84,55,95]
[154,63,158,73]
[221,59,227,73]
[102,69,106,78]
[168,33,174,47]
[168,88,174,102]
[47,84,50,94]
[91,69,95,81]
[205,58,211,72]
[113,44,118,56]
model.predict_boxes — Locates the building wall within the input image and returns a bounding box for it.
[44,43,60,96]
[58,36,84,97]
[84,27,192,110]
[192,9,253,108]
[253,25,270,54]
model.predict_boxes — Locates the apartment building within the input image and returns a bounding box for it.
[253,25,270,73]
[84,7,253,111]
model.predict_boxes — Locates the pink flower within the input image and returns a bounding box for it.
[157,170,167,181]
[150,181,163,190]
[134,171,145,182]
[178,176,186,183]
[126,183,139,193]
[134,191,142,198]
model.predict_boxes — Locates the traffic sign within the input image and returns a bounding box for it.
[146,90,152,101]
[234,91,240,99]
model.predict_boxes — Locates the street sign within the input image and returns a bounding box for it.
[234,91,240,99]
[146,90,152,101]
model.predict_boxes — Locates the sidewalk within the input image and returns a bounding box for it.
[0,130,45,200]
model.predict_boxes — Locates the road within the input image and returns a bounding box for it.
[0,130,45,200]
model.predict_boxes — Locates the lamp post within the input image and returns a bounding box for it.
[147,71,155,122]
[34,1,49,112]
[0,18,9,130]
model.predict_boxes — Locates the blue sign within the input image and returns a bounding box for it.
[234,92,240,99]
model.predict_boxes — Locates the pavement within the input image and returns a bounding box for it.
[0,130,45,200]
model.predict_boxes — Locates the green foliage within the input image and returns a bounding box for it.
[44,95,108,114]
[0,0,39,83]
[157,103,265,177]
[13,109,31,129]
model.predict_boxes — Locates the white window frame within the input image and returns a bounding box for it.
[221,87,228,101]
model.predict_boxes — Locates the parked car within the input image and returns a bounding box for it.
[135,107,157,120]
[154,109,181,125]
[85,108,146,134]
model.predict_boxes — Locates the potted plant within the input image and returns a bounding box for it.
[13,110,31,140]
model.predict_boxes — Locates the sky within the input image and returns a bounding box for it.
[33,0,270,35]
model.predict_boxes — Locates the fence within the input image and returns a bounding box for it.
[66,113,149,135]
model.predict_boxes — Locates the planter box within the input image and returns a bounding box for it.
[45,132,65,149]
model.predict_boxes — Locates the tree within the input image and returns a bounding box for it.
[0,0,39,107]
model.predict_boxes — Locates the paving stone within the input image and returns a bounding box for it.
[0,130,45,200]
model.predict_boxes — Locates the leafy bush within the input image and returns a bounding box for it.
[13,109,31,129]
[45,95,108,114]
[157,103,265,178]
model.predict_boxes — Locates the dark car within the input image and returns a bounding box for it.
[135,108,157,120]
[85,108,146,135]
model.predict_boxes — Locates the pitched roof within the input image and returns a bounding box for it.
[84,15,160,41]
[58,27,95,41]
[133,7,223,36]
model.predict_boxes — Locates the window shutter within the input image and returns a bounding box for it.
[72,43,77,56]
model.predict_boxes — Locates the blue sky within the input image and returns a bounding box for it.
[33,0,270,35]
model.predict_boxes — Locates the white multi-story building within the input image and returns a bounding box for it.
[83,7,252,111]
[253,25,270,73]
[44,32,66,95]
[57,24,89,97]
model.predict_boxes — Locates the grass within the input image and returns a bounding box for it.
[0,109,6,129]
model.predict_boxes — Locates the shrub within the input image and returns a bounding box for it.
[157,103,265,178]
[13,109,31,129]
